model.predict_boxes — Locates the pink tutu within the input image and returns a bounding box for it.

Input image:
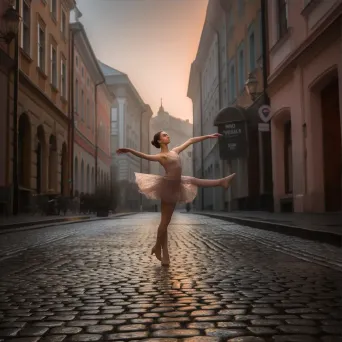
[135,173,197,204]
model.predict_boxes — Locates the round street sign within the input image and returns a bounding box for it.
[258,105,272,123]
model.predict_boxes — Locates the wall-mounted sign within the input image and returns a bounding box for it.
[258,105,272,123]
[258,123,270,132]
[218,121,248,160]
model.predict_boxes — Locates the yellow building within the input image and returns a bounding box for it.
[5,0,75,213]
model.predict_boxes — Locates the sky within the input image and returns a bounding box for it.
[75,0,209,123]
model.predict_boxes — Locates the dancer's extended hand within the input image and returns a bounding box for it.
[116,148,130,154]
[208,133,222,138]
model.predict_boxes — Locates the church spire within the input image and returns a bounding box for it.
[158,97,164,114]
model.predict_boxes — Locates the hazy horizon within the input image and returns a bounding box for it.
[75,0,208,123]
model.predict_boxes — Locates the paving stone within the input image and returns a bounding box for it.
[151,329,200,338]
[247,327,276,335]
[218,309,247,315]
[187,323,215,329]
[69,334,102,341]
[190,310,215,317]
[117,325,146,332]
[0,329,21,337]
[49,327,82,335]
[204,328,247,338]
[106,331,149,340]
[322,326,342,334]
[6,338,40,342]
[217,322,247,328]
[250,319,281,326]
[86,325,113,333]
[40,335,67,342]
[19,327,49,337]
[277,325,320,334]
[151,323,181,330]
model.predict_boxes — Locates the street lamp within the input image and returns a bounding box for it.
[0,5,21,44]
[245,72,262,102]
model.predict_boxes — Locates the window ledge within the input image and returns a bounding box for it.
[269,27,293,55]
[20,48,33,63]
[37,67,48,80]
[50,83,59,93]
[301,0,322,17]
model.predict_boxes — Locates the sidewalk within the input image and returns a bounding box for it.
[0,212,136,233]
[195,210,342,247]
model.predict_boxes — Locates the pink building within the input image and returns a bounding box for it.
[267,0,342,213]
[70,22,111,195]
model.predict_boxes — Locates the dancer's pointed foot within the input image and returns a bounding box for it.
[151,245,162,261]
[161,258,170,267]
[222,173,236,189]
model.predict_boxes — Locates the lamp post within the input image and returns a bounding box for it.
[0,5,20,43]
[245,72,263,102]
[1,2,21,215]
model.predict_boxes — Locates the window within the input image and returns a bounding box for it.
[61,10,66,38]
[37,23,45,71]
[50,0,57,20]
[81,67,84,78]
[81,90,84,120]
[238,43,245,91]
[75,56,78,68]
[229,60,236,103]
[22,0,31,54]
[61,57,67,98]
[111,108,118,121]
[75,79,79,112]
[248,29,256,71]
[50,44,57,87]
[277,0,288,39]
[87,77,89,86]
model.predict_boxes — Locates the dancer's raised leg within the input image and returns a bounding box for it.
[189,173,236,189]
[151,201,175,262]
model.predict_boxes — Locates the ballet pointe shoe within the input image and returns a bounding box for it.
[161,258,170,267]
[151,246,162,261]
[222,173,236,189]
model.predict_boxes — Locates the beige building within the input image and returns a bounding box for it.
[99,61,152,211]
[4,0,75,213]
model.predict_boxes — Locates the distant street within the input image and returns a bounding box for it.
[1,213,342,342]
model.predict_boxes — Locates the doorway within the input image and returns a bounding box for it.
[321,78,341,212]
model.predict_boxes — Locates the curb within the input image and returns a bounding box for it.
[0,212,137,235]
[196,212,342,248]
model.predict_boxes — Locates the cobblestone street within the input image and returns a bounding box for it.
[0,213,342,342]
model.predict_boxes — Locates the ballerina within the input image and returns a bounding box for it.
[116,131,236,266]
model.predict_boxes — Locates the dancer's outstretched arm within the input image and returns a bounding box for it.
[172,133,222,154]
[116,148,162,162]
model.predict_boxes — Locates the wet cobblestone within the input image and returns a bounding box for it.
[0,213,341,341]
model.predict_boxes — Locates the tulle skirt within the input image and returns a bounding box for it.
[135,173,198,204]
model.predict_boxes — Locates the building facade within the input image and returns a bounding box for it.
[70,22,111,196]
[267,0,342,213]
[99,61,152,211]
[150,104,193,178]
[3,0,75,214]
[188,0,270,212]
[95,82,112,189]
[0,0,16,214]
